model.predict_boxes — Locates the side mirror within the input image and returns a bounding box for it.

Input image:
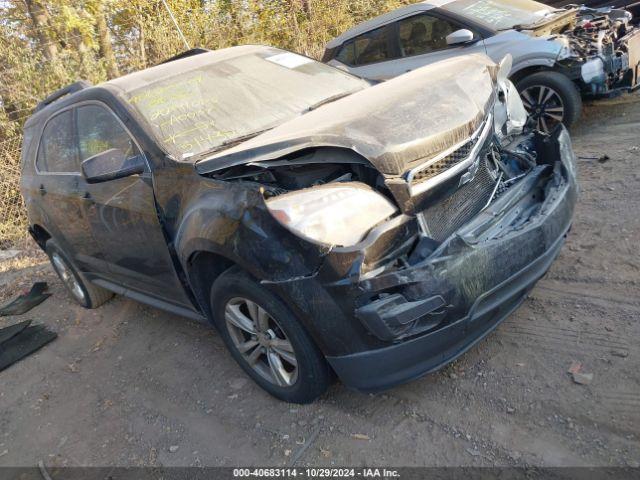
[82,148,145,184]
[445,29,476,46]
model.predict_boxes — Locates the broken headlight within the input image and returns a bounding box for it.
[265,182,398,247]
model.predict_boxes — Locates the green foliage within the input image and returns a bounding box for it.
[1,0,413,134]
[0,0,414,245]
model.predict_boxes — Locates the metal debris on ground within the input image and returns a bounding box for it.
[289,428,320,467]
[0,282,51,316]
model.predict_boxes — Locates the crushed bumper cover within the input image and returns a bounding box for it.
[326,229,568,392]
[323,128,578,392]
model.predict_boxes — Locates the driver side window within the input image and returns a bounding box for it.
[398,14,459,57]
[336,25,393,66]
[76,104,143,170]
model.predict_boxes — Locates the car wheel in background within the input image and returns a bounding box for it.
[516,71,582,132]
[210,266,331,403]
[45,239,113,309]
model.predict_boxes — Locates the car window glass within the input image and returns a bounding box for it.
[336,41,356,65]
[76,104,142,167]
[349,26,392,66]
[125,50,368,159]
[399,14,459,56]
[36,110,79,173]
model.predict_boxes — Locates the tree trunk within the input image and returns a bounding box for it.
[139,20,147,69]
[24,0,58,61]
[300,0,311,16]
[71,29,93,78]
[95,5,120,79]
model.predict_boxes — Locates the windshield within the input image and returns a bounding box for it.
[442,0,557,30]
[124,50,367,159]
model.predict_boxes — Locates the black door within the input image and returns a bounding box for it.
[75,103,192,307]
[34,108,105,275]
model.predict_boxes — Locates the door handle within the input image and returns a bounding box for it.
[83,191,92,200]
[38,184,46,196]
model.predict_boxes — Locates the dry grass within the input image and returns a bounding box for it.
[0,239,51,304]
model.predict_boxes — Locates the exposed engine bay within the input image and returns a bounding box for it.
[541,6,640,92]
[207,129,566,277]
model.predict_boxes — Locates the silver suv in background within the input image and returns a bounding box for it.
[323,0,640,131]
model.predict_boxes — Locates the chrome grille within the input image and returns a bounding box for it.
[411,140,475,184]
[406,114,493,196]
[419,154,497,242]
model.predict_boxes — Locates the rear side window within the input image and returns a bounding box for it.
[20,126,35,168]
[36,110,79,173]
[76,105,142,164]
[337,25,393,66]
[399,14,459,57]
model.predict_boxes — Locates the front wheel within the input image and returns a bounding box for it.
[516,71,582,132]
[210,267,330,403]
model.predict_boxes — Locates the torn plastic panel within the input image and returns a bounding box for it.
[493,55,528,139]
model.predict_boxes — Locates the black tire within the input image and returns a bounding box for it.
[45,239,113,309]
[516,71,582,130]
[210,266,330,403]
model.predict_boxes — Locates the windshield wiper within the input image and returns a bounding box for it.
[197,128,274,157]
[306,92,354,112]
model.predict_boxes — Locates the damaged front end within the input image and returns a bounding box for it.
[317,127,577,392]
[554,6,640,94]
[195,55,577,391]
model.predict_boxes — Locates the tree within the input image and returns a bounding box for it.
[90,1,120,78]
[23,0,58,61]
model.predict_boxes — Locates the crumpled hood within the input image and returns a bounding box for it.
[196,54,497,177]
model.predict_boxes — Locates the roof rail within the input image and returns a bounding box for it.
[159,48,210,65]
[35,80,92,112]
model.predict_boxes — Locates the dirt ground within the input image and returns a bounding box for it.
[1,94,639,468]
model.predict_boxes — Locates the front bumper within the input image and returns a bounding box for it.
[328,230,568,391]
[326,129,576,391]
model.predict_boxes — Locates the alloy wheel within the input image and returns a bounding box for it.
[224,297,298,387]
[51,252,86,303]
[520,85,565,132]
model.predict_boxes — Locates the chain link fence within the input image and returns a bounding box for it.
[0,135,28,249]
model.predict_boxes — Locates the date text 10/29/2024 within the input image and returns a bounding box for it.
[233,469,401,478]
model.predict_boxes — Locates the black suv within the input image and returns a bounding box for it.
[21,46,577,403]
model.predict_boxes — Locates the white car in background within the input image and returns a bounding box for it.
[323,0,640,131]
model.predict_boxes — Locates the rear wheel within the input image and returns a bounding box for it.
[516,71,582,132]
[210,267,330,403]
[45,240,113,309]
